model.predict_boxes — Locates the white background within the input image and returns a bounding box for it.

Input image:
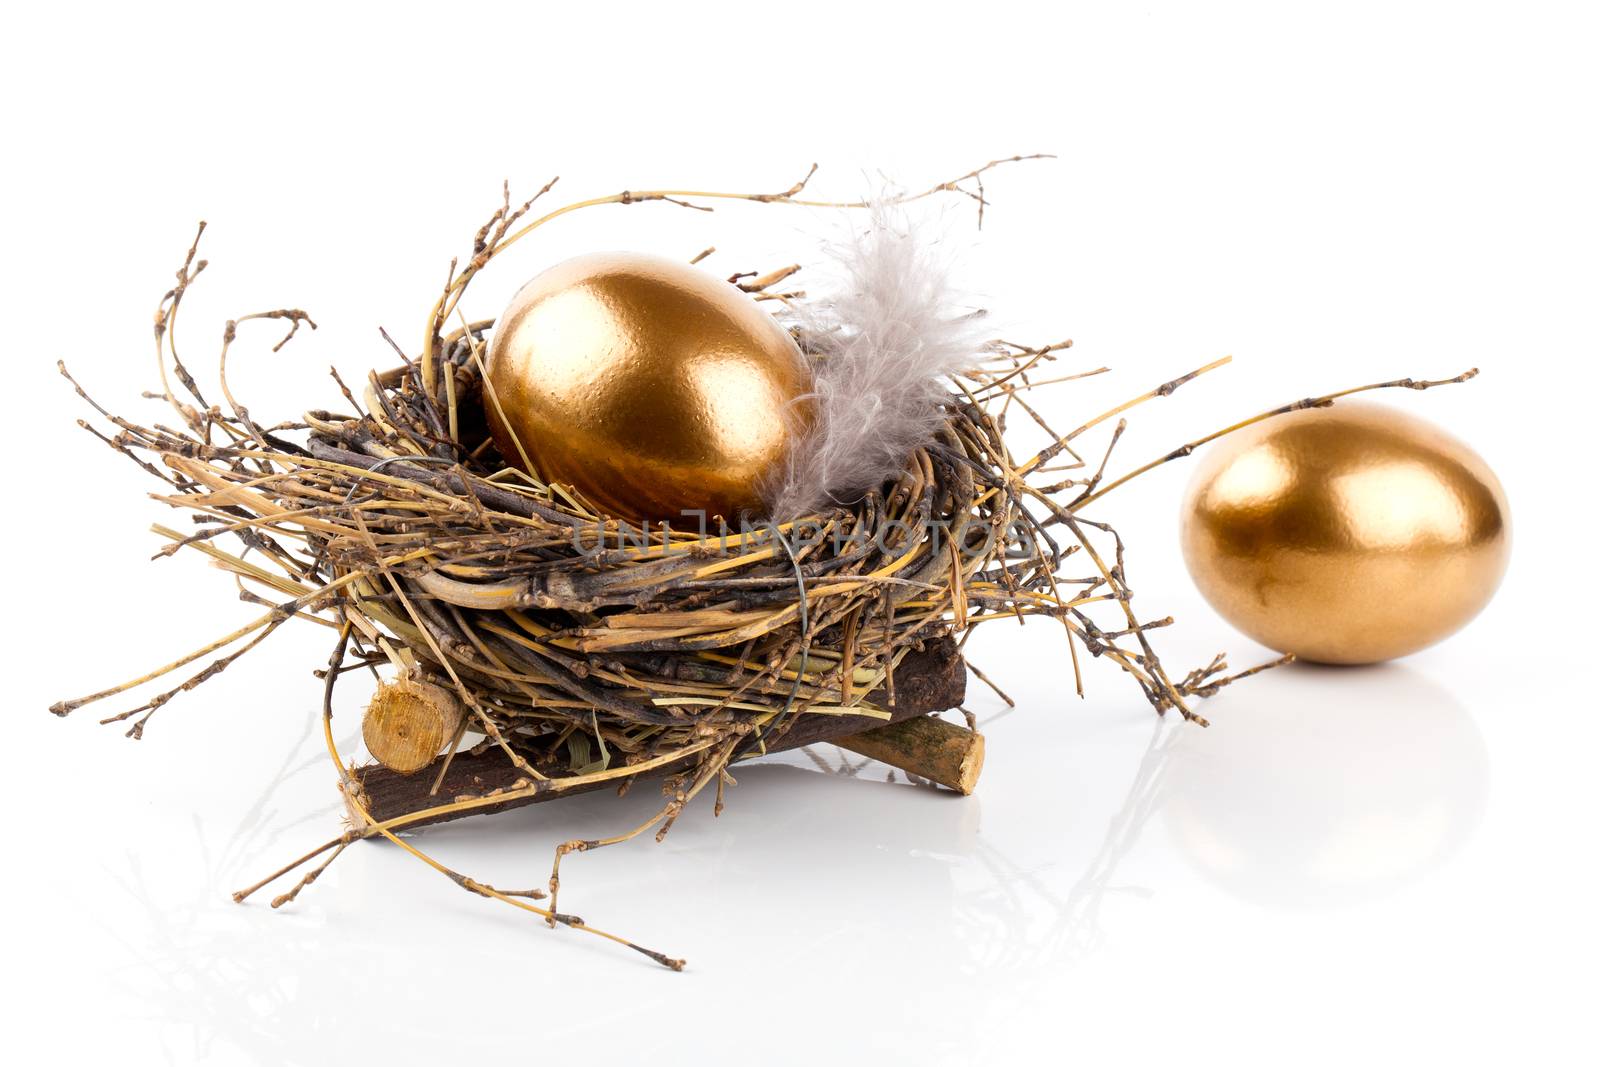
[5,2,1597,1063]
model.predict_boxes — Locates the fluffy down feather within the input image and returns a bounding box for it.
[762,203,986,522]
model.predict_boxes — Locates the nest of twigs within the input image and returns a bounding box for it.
[54,161,1467,968]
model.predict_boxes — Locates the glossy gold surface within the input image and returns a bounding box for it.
[1180,402,1509,664]
[484,252,815,523]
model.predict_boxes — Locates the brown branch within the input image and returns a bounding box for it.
[350,636,966,828]
[1069,368,1480,511]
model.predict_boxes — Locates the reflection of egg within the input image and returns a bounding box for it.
[1180,402,1510,664]
[1165,664,1488,908]
[484,252,815,523]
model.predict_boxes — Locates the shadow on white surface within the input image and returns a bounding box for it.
[1164,661,1490,908]
[79,658,1491,1063]
[91,721,1178,1062]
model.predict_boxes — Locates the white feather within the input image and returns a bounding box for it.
[763,201,985,522]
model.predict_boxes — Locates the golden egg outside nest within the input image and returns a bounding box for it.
[1181,402,1509,664]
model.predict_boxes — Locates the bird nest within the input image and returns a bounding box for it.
[55,161,1405,969]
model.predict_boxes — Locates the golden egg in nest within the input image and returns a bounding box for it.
[1180,401,1510,664]
[483,252,815,524]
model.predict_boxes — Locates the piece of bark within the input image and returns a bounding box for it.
[836,715,985,794]
[353,635,966,828]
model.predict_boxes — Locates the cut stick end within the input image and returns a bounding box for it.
[954,730,985,796]
[362,677,465,775]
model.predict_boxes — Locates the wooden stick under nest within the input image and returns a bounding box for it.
[362,676,466,774]
[362,644,982,793]
[352,636,970,827]
[837,714,985,795]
